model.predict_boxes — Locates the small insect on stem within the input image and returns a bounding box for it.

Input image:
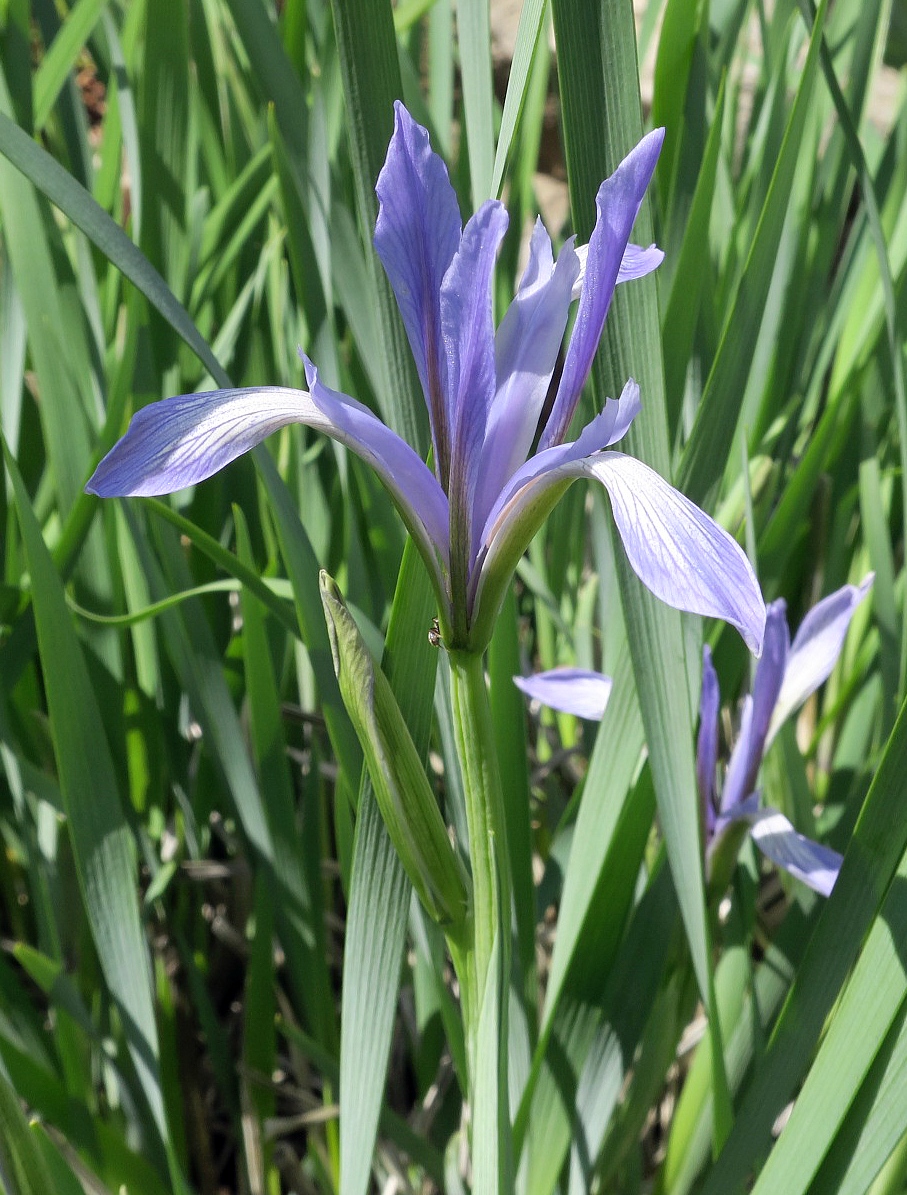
[428,617,442,648]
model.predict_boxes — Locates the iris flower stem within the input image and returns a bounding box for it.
[448,649,511,1130]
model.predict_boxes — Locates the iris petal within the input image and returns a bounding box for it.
[514,668,612,720]
[747,807,842,897]
[584,453,766,654]
[697,646,720,828]
[473,225,579,548]
[571,241,665,300]
[767,574,874,744]
[441,200,509,570]
[374,101,461,476]
[720,601,789,812]
[86,373,451,585]
[540,129,665,450]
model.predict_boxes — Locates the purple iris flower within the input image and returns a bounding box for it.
[87,102,765,654]
[698,575,873,896]
[517,575,872,896]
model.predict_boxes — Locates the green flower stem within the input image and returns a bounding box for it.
[448,649,511,1055]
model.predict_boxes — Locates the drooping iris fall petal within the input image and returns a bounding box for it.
[513,668,613,720]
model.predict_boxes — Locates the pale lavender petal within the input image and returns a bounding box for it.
[697,646,720,831]
[767,574,875,745]
[441,200,509,567]
[720,601,789,813]
[374,102,461,477]
[87,388,322,496]
[472,225,580,546]
[539,129,664,450]
[617,242,665,282]
[468,392,768,660]
[477,381,642,559]
[747,807,842,897]
[571,241,665,300]
[301,358,450,568]
[469,384,641,629]
[514,668,612,720]
[584,453,766,654]
[86,372,451,585]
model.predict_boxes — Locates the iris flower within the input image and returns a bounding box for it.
[517,576,872,896]
[87,103,764,655]
[697,575,873,896]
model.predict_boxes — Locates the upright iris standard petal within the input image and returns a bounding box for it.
[473,225,580,546]
[440,200,509,576]
[374,101,461,479]
[540,128,665,451]
[697,646,720,829]
[514,668,613,720]
[720,602,789,812]
[767,574,874,744]
[747,808,842,897]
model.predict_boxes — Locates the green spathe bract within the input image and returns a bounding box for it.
[320,571,470,932]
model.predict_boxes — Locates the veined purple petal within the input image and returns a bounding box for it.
[442,200,509,573]
[87,388,319,497]
[539,129,664,450]
[86,373,451,587]
[767,574,874,745]
[472,225,580,549]
[571,241,665,300]
[697,646,720,831]
[747,807,842,897]
[721,601,789,813]
[584,453,766,654]
[374,102,461,480]
[469,383,642,632]
[514,668,612,720]
[477,381,642,558]
[301,358,450,567]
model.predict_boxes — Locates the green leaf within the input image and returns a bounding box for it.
[678,0,831,505]
[33,0,110,131]
[749,841,907,1195]
[455,0,494,207]
[490,0,546,199]
[3,444,168,1152]
[550,0,731,1143]
[0,1067,58,1195]
[0,103,226,387]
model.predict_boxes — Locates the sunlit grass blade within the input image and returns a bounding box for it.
[747,840,907,1195]
[330,0,428,451]
[0,99,229,390]
[678,0,830,506]
[456,0,494,207]
[490,0,545,198]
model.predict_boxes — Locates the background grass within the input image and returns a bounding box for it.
[0,0,904,1192]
